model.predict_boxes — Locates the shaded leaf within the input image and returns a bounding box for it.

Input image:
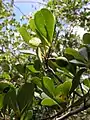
[83,33,90,44]
[70,68,86,94]
[20,110,33,120]
[65,48,86,63]
[31,77,42,88]
[15,64,25,75]
[17,83,34,113]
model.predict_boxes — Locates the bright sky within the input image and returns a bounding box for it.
[13,0,86,37]
[14,0,46,21]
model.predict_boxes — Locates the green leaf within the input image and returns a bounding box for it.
[43,77,55,97]
[29,37,41,47]
[0,81,17,112]
[19,26,31,43]
[70,68,86,94]
[20,110,33,120]
[0,94,4,109]
[27,65,39,73]
[41,98,57,106]
[1,62,10,72]
[34,59,41,71]
[17,83,34,113]
[15,64,25,75]
[83,33,90,44]
[55,80,72,96]
[83,79,90,88]
[65,48,86,63]
[34,8,55,44]
[70,59,86,67]
[31,77,42,88]
[29,18,36,32]
[56,57,68,67]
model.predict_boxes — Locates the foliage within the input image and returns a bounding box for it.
[0,0,90,120]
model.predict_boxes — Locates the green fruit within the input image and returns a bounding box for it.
[56,57,68,67]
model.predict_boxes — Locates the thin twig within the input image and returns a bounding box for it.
[13,4,26,17]
[58,103,90,120]
[79,82,86,107]
[47,67,63,83]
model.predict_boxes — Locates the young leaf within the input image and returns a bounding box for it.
[34,8,55,44]
[29,37,41,47]
[41,98,57,106]
[29,18,36,32]
[43,77,55,97]
[55,80,72,96]
[83,33,90,44]
[19,26,31,43]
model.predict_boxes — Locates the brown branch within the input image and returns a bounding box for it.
[58,102,90,120]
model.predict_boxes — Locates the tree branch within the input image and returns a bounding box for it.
[58,102,90,120]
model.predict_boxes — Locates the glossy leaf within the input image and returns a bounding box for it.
[83,33,90,44]
[41,98,57,106]
[55,80,72,96]
[34,8,55,44]
[43,77,55,97]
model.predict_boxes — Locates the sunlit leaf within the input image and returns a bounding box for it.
[43,77,55,97]
[34,8,55,44]
[19,26,31,43]
[41,98,57,106]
